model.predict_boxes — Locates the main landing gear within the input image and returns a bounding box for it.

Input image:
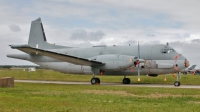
[90,73,100,85]
[122,78,130,84]
[122,75,130,84]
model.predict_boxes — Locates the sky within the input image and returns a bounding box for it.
[1,0,200,68]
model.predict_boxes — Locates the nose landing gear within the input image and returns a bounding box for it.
[91,78,100,85]
[174,81,181,86]
[174,72,181,86]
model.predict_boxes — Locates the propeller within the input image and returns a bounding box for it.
[164,74,167,82]
[137,41,140,82]
[129,41,144,82]
[129,59,139,72]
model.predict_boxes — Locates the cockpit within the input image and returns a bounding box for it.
[160,43,176,54]
[161,48,175,53]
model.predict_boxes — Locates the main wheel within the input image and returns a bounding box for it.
[122,78,130,84]
[174,81,181,86]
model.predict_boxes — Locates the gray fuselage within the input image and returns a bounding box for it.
[9,44,188,76]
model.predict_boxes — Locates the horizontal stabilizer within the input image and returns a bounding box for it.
[189,65,196,70]
[12,46,104,66]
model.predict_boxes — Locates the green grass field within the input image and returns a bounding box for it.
[1,83,200,112]
[1,69,200,112]
[1,69,200,85]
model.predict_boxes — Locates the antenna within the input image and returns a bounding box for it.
[138,41,140,58]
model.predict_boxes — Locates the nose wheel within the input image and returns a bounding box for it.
[174,81,180,86]
[91,78,100,85]
[174,72,181,86]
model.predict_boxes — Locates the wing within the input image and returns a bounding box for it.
[10,45,104,66]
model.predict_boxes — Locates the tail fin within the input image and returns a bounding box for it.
[28,18,67,49]
[189,65,196,70]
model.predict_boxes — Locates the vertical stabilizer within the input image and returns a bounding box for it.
[28,18,47,48]
[28,18,67,49]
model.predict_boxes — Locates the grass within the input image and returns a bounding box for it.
[1,69,200,111]
[1,83,200,112]
[0,69,200,85]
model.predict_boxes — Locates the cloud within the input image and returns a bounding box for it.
[191,39,200,43]
[70,29,105,41]
[1,0,200,66]
[9,24,21,32]
[89,30,105,40]
[71,29,87,40]
[126,40,137,45]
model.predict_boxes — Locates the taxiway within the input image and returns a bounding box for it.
[15,80,200,89]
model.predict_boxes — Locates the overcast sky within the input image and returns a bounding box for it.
[1,0,200,68]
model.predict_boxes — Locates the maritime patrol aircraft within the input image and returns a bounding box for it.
[7,18,190,86]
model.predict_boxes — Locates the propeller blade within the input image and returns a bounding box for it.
[138,63,141,82]
[138,41,140,59]
[136,60,140,65]
[137,41,140,82]
[164,74,167,82]
[138,77,140,82]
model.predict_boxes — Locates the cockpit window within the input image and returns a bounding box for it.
[161,49,175,53]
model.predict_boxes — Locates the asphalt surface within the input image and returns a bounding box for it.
[15,80,200,89]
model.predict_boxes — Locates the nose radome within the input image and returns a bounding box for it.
[185,59,190,67]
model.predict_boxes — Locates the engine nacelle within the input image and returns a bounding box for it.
[90,54,135,71]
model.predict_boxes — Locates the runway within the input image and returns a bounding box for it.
[14,80,200,89]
